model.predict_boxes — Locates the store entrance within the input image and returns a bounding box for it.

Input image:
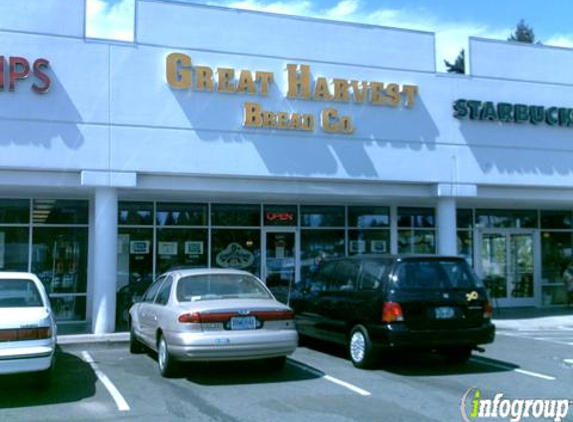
[478,230,538,307]
[262,229,298,304]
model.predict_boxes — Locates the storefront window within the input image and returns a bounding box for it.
[117,228,154,331]
[348,206,389,227]
[32,227,88,321]
[211,229,260,276]
[457,230,473,266]
[264,205,297,226]
[397,207,435,228]
[301,206,344,227]
[476,209,538,229]
[211,204,260,226]
[0,227,29,271]
[397,207,436,254]
[156,202,207,226]
[541,231,573,305]
[0,199,30,224]
[118,201,154,225]
[301,229,345,280]
[457,209,474,230]
[33,199,88,225]
[540,211,573,229]
[398,229,436,254]
[156,228,208,273]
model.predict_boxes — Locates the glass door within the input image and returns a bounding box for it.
[479,231,536,306]
[263,230,297,304]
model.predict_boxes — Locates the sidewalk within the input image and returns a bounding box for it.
[492,306,573,329]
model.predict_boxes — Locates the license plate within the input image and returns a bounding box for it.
[434,306,455,319]
[230,316,256,330]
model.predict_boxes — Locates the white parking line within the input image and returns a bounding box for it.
[288,359,371,396]
[470,357,556,381]
[81,351,130,412]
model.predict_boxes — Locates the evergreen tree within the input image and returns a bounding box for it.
[444,49,465,74]
[508,19,539,44]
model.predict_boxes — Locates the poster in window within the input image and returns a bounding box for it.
[158,242,178,256]
[349,240,366,253]
[0,232,4,268]
[371,240,387,253]
[130,240,150,254]
[185,241,204,256]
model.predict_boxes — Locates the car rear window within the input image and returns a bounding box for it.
[394,260,483,290]
[176,274,272,302]
[0,279,44,308]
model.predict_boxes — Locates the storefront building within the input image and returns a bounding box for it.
[2,0,573,334]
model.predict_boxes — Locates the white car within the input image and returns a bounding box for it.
[129,268,298,377]
[0,272,57,385]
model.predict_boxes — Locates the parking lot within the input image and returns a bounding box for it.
[1,322,572,422]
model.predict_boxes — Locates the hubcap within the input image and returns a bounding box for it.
[159,338,167,370]
[350,332,365,363]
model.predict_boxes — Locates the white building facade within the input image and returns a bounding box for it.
[1,0,573,334]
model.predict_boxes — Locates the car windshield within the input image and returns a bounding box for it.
[176,274,272,302]
[394,260,484,290]
[0,279,44,308]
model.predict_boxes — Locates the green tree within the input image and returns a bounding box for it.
[508,19,540,44]
[444,49,465,74]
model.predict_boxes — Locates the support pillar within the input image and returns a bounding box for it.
[437,197,457,255]
[92,187,118,334]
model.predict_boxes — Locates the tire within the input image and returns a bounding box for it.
[129,324,145,354]
[442,346,472,365]
[348,325,375,369]
[266,356,287,372]
[157,334,178,378]
[38,359,55,389]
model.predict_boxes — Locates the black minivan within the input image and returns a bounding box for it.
[290,255,495,368]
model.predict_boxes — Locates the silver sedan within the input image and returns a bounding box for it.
[0,272,57,386]
[129,268,298,377]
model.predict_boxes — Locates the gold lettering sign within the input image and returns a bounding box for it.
[165,53,419,134]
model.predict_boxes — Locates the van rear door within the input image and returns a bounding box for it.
[390,258,488,330]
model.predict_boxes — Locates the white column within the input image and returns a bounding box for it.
[92,187,118,334]
[437,197,457,255]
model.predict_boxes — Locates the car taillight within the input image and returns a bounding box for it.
[483,301,493,319]
[382,302,404,323]
[178,312,202,323]
[0,327,52,341]
[253,310,295,321]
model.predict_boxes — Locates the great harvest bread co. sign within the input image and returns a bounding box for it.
[166,53,419,134]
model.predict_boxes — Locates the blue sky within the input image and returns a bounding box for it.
[87,0,573,70]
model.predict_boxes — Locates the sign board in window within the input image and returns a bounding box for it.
[185,241,204,256]
[349,240,366,254]
[371,240,387,253]
[130,240,150,254]
[158,242,178,256]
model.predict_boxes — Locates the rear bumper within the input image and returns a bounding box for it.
[0,344,55,375]
[164,329,299,362]
[368,322,496,350]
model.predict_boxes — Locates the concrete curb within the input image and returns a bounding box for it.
[494,316,573,330]
[58,333,129,345]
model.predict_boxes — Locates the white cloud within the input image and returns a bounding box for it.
[86,0,134,41]
[545,34,573,49]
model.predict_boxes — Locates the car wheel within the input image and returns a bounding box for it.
[349,325,375,369]
[442,347,472,365]
[157,334,178,378]
[266,356,287,372]
[129,324,145,354]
